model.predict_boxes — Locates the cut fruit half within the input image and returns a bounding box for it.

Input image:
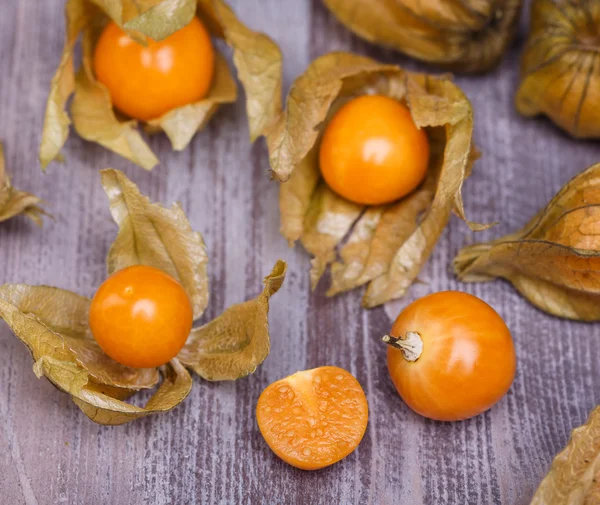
[256,366,368,470]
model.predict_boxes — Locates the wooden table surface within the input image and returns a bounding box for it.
[1,1,599,504]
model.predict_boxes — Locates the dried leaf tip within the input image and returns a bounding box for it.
[530,405,600,505]
[0,142,49,225]
[177,259,287,381]
[122,0,198,41]
[455,162,600,321]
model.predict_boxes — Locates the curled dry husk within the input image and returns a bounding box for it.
[455,163,600,321]
[322,0,522,73]
[0,143,48,226]
[530,406,600,505]
[39,0,282,170]
[266,52,479,308]
[516,0,600,138]
[0,169,286,424]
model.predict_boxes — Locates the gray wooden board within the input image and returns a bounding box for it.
[0,1,599,504]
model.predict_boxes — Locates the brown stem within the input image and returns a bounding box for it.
[381,331,423,362]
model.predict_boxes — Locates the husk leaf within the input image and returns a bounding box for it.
[515,0,600,138]
[270,52,477,307]
[145,54,237,150]
[0,169,286,423]
[0,143,48,225]
[120,0,197,41]
[72,20,159,170]
[530,406,600,505]
[0,284,159,389]
[39,0,94,169]
[198,0,282,142]
[178,260,286,380]
[40,0,281,169]
[101,168,209,319]
[454,163,600,321]
[44,357,192,425]
[322,0,522,73]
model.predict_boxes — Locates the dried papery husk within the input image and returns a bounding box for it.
[110,0,198,41]
[100,169,209,319]
[267,52,479,308]
[178,260,287,380]
[530,406,600,505]
[322,0,523,73]
[39,0,282,169]
[516,0,600,138]
[0,284,159,390]
[455,163,600,321]
[0,170,286,424]
[0,143,48,225]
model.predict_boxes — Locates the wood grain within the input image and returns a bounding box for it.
[1,1,599,504]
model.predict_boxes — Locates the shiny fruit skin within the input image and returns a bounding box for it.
[319,95,430,205]
[256,366,369,470]
[89,265,193,368]
[387,291,516,421]
[93,18,215,121]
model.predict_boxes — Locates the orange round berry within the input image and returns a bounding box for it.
[386,291,516,421]
[319,95,430,205]
[93,18,215,121]
[89,265,193,368]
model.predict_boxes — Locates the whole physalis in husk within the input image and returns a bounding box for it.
[0,169,286,425]
[322,0,522,73]
[40,0,282,170]
[266,52,480,308]
[383,291,516,421]
[529,405,600,505]
[516,0,600,138]
[256,366,368,470]
[0,142,47,225]
[454,162,600,321]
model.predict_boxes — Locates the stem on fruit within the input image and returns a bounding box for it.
[381,331,423,362]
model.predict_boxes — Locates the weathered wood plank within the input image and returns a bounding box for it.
[0,1,599,504]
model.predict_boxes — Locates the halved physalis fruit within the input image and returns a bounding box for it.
[94,18,215,122]
[256,366,368,470]
[89,265,194,368]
